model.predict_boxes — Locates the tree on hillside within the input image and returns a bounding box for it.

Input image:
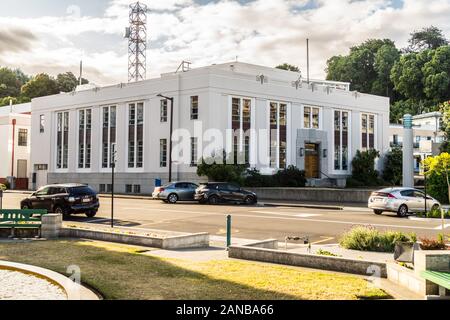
[326,39,399,97]
[21,73,59,99]
[0,67,22,98]
[56,72,88,93]
[276,63,300,72]
[422,46,450,103]
[407,26,448,52]
[439,101,450,153]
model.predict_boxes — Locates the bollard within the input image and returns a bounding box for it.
[226,215,232,248]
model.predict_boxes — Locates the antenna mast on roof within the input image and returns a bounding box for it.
[125,2,148,82]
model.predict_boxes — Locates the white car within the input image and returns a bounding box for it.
[368,187,441,217]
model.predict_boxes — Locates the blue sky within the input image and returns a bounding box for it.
[0,0,448,85]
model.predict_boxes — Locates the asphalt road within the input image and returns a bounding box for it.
[2,192,448,245]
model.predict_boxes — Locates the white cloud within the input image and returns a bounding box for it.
[0,0,449,86]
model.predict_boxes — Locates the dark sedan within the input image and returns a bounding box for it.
[194,182,258,205]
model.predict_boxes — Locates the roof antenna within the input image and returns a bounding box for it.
[306,38,310,84]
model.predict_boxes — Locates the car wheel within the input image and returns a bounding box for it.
[21,204,30,210]
[244,196,255,205]
[54,206,69,217]
[397,204,408,217]
[373,210,383,215]
[208,195,219,205]
[168,194,178,204]
[85,211,97,218]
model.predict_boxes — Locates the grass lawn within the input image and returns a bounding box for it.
[0,240,389,300]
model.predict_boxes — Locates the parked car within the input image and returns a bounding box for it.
[152,182,199,204]
[20,184,100,218]
[368,187,440,217]
[194,182,258,205]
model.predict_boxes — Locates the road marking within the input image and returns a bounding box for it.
[250,210,321,218]
[433,224,450,230]
[311,236,335,245]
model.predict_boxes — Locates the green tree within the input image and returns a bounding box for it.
[197,151,248,185]
[326,39,399,96]
[422,46,450,102]
[0,67,22,98]
[276,63,300,72]
[439,101,450,153]
[382,147,403,186]
[21,73,59,99]
[56,72,88,93]
[346,149,381,187]
[423,153,450,204]
[390,50,432,101]
[407,26,448,52]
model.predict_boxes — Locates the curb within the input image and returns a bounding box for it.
[261,202,343,210]
[0,260,99,300]
[408,216,450,222]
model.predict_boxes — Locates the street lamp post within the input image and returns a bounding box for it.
[157,94,174,183]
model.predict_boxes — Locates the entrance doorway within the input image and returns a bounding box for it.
[305,143,320,179]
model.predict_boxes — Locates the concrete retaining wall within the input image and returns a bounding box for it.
[248,187,375,204]
[61,228,209,250]
[387,263,425,295]
[245,239,279,249]
[228,245,387,277]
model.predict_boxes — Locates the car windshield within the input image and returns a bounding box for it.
[69,186,95,196]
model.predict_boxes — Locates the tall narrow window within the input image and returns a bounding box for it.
[160,139,167,167]
[39,115,45,133]
[160,100,168,123]
[191,137,198,167]
[102,106,116,168]
[191,96,199,120]
[361,113,375,151]
[270,102,288,169]
[334,110,350,171]
[18,129,28,146]
[78,109,91,169]
[128,103,144,168]
[56,111,69,169]
[303,106,321,129]
[231,97,252,165]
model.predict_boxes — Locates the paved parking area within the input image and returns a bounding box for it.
[1,192,447,245]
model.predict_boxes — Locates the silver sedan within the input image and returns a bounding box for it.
[368,187,441,217]
[152,182,199,204]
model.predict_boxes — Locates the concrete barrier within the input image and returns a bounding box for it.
[386,263,425,296]
[245,239,279,249]
[41,214,63,239]
[247,187,375,204]
[61,227,209,250]
[228,245,387,277]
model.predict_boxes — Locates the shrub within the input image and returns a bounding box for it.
[382,147,403,186]
[419,235,448,250]
[0,184,6,191]
[423,153,450,204]
[316,249,341,257]
[197,151,247,185]
[346,150,383,187]
[243,166,306,188]
[339,226,415,253]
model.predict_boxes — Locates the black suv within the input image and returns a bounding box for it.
[194,182,257,205]
[21,184,100,218]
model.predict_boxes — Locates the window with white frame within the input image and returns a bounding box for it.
[269,102,287,169]
[303,106,320,129]
[334,110,350,171]
[78,109,92,169]
[361,113,375,151]
[231,97,252,165]
[102,106,117,168]
[128,103,144,168]
[160,100,168,123]
[56,111,69,169]
[191,96,199,120]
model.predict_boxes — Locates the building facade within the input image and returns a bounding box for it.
[30,62,390,193]
[389,112,445,173]
[0,103,31,190]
